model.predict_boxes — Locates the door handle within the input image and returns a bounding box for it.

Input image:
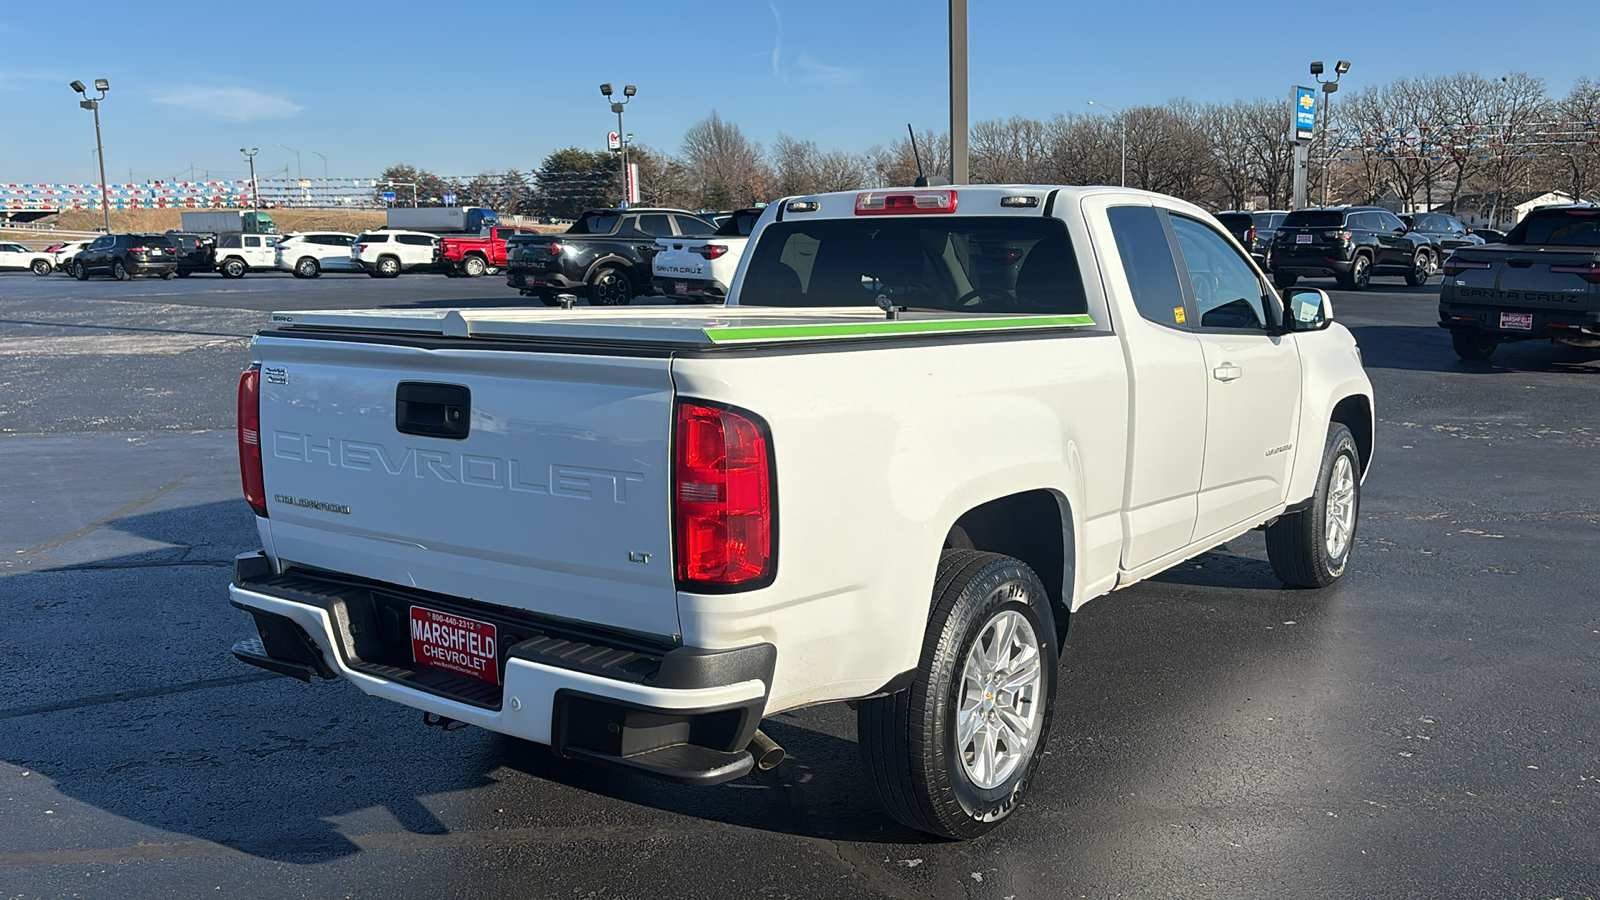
[1212,363,1242,382]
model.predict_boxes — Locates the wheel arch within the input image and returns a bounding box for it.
[944,488,1075,646]
[584,254,638,287]
[1329,393,1373,477]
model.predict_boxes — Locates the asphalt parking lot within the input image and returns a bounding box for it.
[2,270,1597,899]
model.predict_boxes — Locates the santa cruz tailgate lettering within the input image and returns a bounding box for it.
[410,606,498,684]
[1454,287,1583,305]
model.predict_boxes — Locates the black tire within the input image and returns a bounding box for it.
[1266,424,1361,588]
[534,291,560,307]
[294,257,320,279]
[220,257,246,279]
[175,269,192,278]
[72,261,88,281]
[1404,249,1432,287]
[1451,329,1499,361]
[160,270,175,280]
[587,265,632,306]
[376,256,401,278]
[31,259,52,276]
[112,259,129,281]
[1273,271,1298,289]
[1336,253,1371,291]
[462,255,487,278]
[857,550,1059,840]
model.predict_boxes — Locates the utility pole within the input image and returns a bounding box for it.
[949,0,968,185]
[70,79,112,232]
[240,148,260,209]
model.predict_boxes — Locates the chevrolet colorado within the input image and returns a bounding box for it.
[229,185,1373,838]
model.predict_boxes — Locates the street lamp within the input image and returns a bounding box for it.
[240,148,259,210]
[1086,100,1126,187]
[600,83,637,207]
[1311,59,1351,206]
[312,150,328,180]
[70,78,112,233]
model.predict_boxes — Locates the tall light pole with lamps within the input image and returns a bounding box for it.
[600,83,636,206]
[1311,60,1351,207]
[70,79,112,233]
[1086,100,1126,187]
[240,148,260,209]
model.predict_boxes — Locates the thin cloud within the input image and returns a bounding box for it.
[154,87,302,122]
[768,0,786,84]
[795,54,863,87]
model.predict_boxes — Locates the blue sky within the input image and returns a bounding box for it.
[0,0,1594,184]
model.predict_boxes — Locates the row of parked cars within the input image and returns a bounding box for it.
[1214,207,1500,291]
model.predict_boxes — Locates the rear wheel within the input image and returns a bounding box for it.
[176,269,192,278]
[376,256,401,278]
[1272,271,1298,289]
[462,255,487,278]
[1451,329,1499,361]
[857,550,1058,839]
[31,259,52,276]
[160,270,175,280]
[1336,254,1371,290]
[1404,249,1432,286]
[587,265,632,306]
[1266,425,1361,588]
[294,257,321,279]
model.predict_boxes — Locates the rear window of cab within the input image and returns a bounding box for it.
[1507,210,1600,247]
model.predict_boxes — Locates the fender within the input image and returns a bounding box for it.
[583,253,638,284]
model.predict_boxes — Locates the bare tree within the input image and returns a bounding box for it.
[681,112,773,208]
[864,130,950,188]
[770,134,865,196]
[1201,101,1259,210]
[1554,77,1600,202]
[970,117,1050,184]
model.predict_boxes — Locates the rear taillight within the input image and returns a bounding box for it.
[238,367,267,517]
[1245,227,1257,244]
[1550,264,1600,284]
[1442,259,1491,276]
[1323,230,1353,242]
[548,241,563,255]
[673,401,774,588]
[855,190,957,215]
[129,246,147,253]
[691,244,729,260]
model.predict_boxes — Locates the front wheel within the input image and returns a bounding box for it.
[220,258,246,279]
[31,259,52,276]
[1273,271,1298,289]
[1404,250,1433,286]
[857,550,1058,839]
[72,261,88,281]
[113,259,129,281]
[1266,424,1361,588]
[294,257,321,279]
[1451,329,1499,361]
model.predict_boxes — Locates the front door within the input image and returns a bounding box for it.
[1167,214,1304,542]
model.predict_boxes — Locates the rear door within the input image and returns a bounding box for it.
[255,337,682,637]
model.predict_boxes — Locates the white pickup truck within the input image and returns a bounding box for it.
[650,207,763,303]
[229,185,1373,839]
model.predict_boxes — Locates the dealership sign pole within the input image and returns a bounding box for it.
[1292,85,1316,209]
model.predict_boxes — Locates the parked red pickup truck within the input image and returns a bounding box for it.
[440,226,537,278]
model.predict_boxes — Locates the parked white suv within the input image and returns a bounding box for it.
[276,232,358,278]
[352,230,440,277]
[215,233,280,279]
[0,241,56,276]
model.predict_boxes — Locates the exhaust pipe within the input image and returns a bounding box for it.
[747,729,785,770]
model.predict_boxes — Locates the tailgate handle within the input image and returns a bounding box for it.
[395,382,471,440]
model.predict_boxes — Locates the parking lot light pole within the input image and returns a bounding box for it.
[1312,60,1351,207]
[70,79,112,233]
[240,148,259,210]
[1086,100,1126,187]
[600,83,636,207]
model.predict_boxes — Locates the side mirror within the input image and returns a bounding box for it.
[1283,287,1333,332]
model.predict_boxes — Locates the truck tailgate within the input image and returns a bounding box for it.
[254,335,679,638]
[1449,246,1599,310]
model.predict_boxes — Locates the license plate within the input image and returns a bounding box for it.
[410,605,498,684]
[1499,312,1533,330]
[1296,233,1312,244]
[675,281,688,294]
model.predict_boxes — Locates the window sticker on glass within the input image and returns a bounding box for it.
[1173,307,1187,324]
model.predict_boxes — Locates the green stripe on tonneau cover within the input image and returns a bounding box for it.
[704,314,1096,343]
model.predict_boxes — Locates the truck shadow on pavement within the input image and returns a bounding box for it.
[1346,323,1600,374]
[1,502,1335,863]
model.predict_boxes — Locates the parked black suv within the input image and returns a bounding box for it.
[1398,212,1484,258]
[164,231,215,277]
[1269,206,1438,290]
[1214,210,1288,265]
[504,208,717,305]
[70,233,178,280]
